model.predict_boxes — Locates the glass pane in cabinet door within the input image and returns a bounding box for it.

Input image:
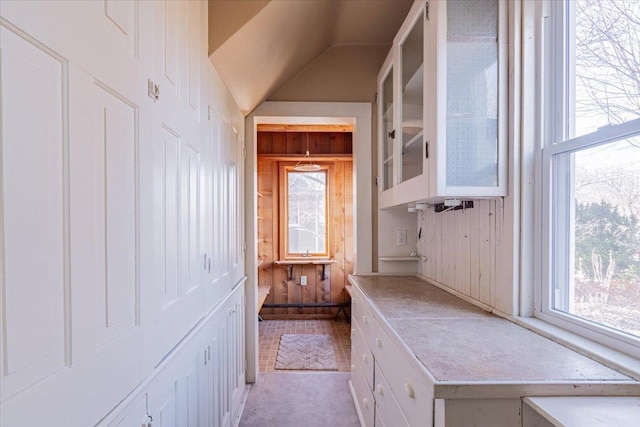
[400,13,424,183]
[446,0,498,187]
[382,68,394,191]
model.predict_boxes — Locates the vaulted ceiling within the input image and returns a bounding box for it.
[208,0,413,115]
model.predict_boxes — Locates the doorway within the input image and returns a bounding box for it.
[244,102,373,382]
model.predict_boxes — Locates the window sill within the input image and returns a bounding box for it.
[274,259,335,265]
[510,315,640,380]
[274,259,335,280]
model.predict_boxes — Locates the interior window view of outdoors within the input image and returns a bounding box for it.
[552,0,640,338]
[286,169,328,256]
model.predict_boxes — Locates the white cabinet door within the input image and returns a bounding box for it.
[148,344,202,427]
[429,0,507,199]
[146,0,208,369]
[1,1,154,425]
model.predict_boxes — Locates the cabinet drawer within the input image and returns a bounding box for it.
[351,324,374,390]
[374,362,410,427]
[370,317,434,427]
[351,362,375,427]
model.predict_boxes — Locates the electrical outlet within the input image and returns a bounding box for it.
[300,276,307,286]
[396,229,407,246]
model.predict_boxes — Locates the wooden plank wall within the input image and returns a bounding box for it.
[418,200,503,308]
[257,131,353,319]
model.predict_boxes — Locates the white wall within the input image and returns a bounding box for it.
[0,1,246,425]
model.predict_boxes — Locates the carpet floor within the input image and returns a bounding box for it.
[239,372,360,427]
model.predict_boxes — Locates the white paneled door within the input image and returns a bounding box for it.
[0,1,154,425]
[146,0,207,370]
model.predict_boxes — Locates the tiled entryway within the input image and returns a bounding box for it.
[258,319,351,372]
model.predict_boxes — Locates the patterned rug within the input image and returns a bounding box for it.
[275,334,338,371]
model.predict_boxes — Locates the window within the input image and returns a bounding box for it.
[541,0,640,353]
[281,166,328,258]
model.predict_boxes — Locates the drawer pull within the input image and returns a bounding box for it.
[362,397,369,408]
[404,382,415,399]
[376,337,382,348]
[376,384,384,396]
[362,354,368,363]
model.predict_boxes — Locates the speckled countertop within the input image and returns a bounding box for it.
[349,275,640,397]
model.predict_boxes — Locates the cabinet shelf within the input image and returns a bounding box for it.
[403,130,423,151]
[378,256,419,262]
[402,63,424,103]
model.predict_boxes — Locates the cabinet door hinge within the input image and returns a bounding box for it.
[425,140,429,159]
[147,79,159,101]
[375,176,379,187]
[243,241,247,253]
[207,105,211,120]
[245,359,248,372]
[426,2,429,20]
[375,92,378,103]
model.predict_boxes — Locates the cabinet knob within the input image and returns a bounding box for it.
[404,382,415,399]
[363,398,369,408]
[362,315,368,324]
[376,384,384,395]
[362,354,368,363]
[376,337,382,348]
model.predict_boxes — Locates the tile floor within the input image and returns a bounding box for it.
[258,319,351,372]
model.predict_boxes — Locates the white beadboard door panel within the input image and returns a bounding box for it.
[419,200,499,308]
[0,24,67,401]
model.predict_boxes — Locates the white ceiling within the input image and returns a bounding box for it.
[208,0,413,115]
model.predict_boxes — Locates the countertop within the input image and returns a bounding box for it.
[348,274,640,397]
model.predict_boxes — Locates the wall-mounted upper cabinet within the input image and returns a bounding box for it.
[378,0,507,209]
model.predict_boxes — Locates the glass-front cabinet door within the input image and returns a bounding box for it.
[380,64,394,192]
[435,0,507,197]
[399,9,425,184]
[377,0,507,208]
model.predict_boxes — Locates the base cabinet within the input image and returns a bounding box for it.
[350,287,433,427]
[103,284,246,427]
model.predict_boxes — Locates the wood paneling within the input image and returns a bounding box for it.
[257,131,352,155]
[257,151,353,319]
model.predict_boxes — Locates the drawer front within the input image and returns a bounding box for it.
[374,362,410,427]
[351,361,375,427]
[371,316,434,427]
[352,292,381,360]
[351,323,374,390]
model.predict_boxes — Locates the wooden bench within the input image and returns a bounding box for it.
[257,285,270,321]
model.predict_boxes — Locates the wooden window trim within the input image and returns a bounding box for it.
[278,163,332,260]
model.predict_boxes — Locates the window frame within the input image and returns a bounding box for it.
[279,164,330,260]
[538,0,640,357]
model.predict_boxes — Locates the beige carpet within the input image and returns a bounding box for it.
[239,373,360,427]
[275,334,338,370]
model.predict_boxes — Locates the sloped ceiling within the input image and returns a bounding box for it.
[209,0,413,115]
